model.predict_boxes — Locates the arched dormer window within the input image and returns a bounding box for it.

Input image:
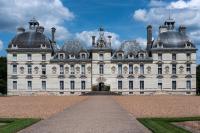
[128,54,133,59]
[12,44,18,49]
[140,53,144,59]
[117,53,123,59]
[41,44,46,49]
[157,42,163,48]
[80,53,86,59]
[70,54,75,59]
[185,41,191,48]
[59,53,64,60]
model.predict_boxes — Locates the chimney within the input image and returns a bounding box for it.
[51,27,56,43]
[17,27,25,34]
[92,36,96,46]
[36,26,44,33]
[108,35,112,47]
[179,25,186,35]
[146,25,152,51]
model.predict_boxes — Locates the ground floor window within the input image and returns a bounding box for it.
[13,81,17,90]
[140,81,144,90]
[172,81,176,90]
[81,81,85,90]
[129,81,133,90]
[118,81,122,90]
[27,81,32,90]
[70,81,75,90]
[42,81,46,90]
[158,82,162,90]
[60,81,64,90]
[186,80,191,89]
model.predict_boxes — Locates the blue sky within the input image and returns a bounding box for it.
[0,0,199,63]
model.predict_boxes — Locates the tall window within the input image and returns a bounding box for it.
[13,54,17,61]
[118,81,122,90]
[158,53,162,60]
[60,81,64,90]
[172,64,176,74]
[186,64,191,74]
[99,64,104,74]
[27,65,32,74]
[172,81,176,90]
[118,54,122,59]
[129,81,133,90]
[27,81,32,90]
[140,54,144,59]
[140,64,144,74]
[70,64,75,74]
[158,64,162,75]
[81,64,85,75]
[27,54,32,61]
[186,53,191,60]
[140,81,144,90]
[172,53,176,61]
[70,81,75,90]
[186,80,191,89]
[13,64,17,74]
[99,53,104,60]
[42,65,46,75]
[60,54,64,60]
[13,81,17,90]
[42,81,46,90]
[81,81,86,90]
[118,64,122,75]
[42,54,46,61]
[81,54,86,59]
[60,65,64,74]
[129,64,133,74]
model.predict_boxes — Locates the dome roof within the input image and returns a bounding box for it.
[153,31,195,48]
[61,40,87,55]
[8,31,51,48]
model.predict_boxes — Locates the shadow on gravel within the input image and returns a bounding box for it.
[81,91,122,96]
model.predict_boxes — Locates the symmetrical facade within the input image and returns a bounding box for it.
[7,17,197,95]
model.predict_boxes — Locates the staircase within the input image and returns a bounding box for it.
[82,91,121,96]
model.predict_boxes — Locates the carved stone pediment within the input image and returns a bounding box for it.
[96,77,106,82]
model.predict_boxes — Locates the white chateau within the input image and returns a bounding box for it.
[7,18,197,95]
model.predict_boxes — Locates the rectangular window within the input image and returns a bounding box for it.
[118,64,122,75]
[13,81,17,90]
[140,64,144,74]
[118,81,122,90]
[99,64,104,74]
[140,81,144,90]
[129,81,133,90]
[158,83,162,90]
[13,54,17,61]
[172,81,176,90]
[81,54,86,59]
[140,54,144,59]
[42,54,46,61]
[60,54,64,60]
[158,53,162,60]
[60,81,64,90]
[27,65,32,74]
[81,81,85,90]
[118,54,122,59]
[186,64,191,74]
[42,81,46,90]
[13,64,17,74]
[172,53,176,61]
[27,54,32,61]
[186,53,191,60]
[129,64,133,74]
[158,64,162,75]
[42,65,46,75]
[172,64,176,74]
[70,81,75,90]
[186,80,191,89]
[70,64,75,74]
[60,65,64,74]
[81,64,85,75]
[99,53,104,60]
[27,81,32,90]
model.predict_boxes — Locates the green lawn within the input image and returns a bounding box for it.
[0,118,40,133]
[137,117,200,133]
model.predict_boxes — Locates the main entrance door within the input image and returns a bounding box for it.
[98,82,104,91]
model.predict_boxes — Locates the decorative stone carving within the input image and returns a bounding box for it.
[76,66,80,74]
[134,66,138,74]
[65,67,69,74]
[179,65,184,73]
[87,66,91,74]
[20,67,24,74]
[96,76,106,82]
[123,66,128,74]
[34,67,39,74]
[52,66,57,74]
[146,66,151,74]
[165,66,169,74]
[111,66,116,74]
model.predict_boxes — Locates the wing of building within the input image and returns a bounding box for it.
[7,17,197,95]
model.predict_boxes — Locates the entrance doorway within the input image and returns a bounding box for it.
[98,82,104,91]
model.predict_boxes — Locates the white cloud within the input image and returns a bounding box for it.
[136,37,147,48]
[0,40,3,50]
[133,0,200,42]
[0,0,74,41]
[75,30,121,48]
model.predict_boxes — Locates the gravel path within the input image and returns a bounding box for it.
[18,96,150,133]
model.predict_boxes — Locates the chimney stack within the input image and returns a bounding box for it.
[179,25,186,35]
[51,27,56,43]
[108,35,112,47]
[92,36,96,46]
[146,25,152,52]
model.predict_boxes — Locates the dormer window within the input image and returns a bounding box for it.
[118,53,123,59]
[81,54,86,59]
[12,44,18,49]
[128,54,133,59]
[157,42,163,48]
[59,54,64,60]
[185,42,191,48]
[41,44,46,48]
[140,53,144,59]
[70,55,75,59]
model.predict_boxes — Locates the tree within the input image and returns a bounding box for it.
[0,57,7,94]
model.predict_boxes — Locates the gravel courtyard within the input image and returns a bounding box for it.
[113,95,200,118]
[0,96,87,119]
